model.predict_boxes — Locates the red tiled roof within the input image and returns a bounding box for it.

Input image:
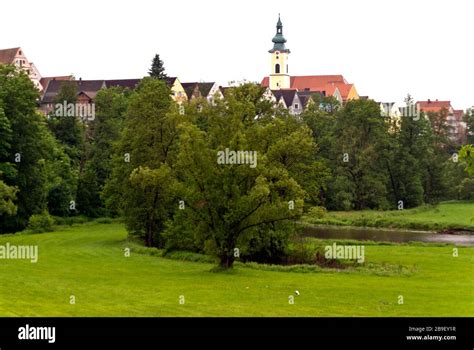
[0,47,20,64]
[417,100,452,113]
[261,75,352,100]
[332,83,353,100]
[323,84,338,97]
[289,75,347,89]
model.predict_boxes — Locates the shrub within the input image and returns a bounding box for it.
[52,215,90,226]
[287,238,349,268]
[287,240,315,264]
[459,178,474,200]
[95,217,113,224]
[163,250,216,264]
[237,223,294,264]
[28,212,55,233]
[307,206,327,220]
[161,216,202,253]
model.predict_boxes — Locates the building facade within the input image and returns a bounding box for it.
[417,100,467,144]
[0,47,43,91]
[261,16,359,115]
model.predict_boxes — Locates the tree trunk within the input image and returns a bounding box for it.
[219,255,234,269]
[145,221,154,247]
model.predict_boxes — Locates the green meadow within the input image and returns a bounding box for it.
[303,201,474,231]
[0,221,472,316]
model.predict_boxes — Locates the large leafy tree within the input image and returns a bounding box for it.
[420,110,451,203]
[0,103,17,216]
[0,180,17,216]
[459,144,474,175]
[325,99,391,210]
[47,82,85,167]
[76,87,129,217]
[103,78,181,246]
[463,109,474,144]
[43,82,81,217]
[168,85,312,268]
[383,97,429,208]
[127,165,179,247]
[0,65,70,231]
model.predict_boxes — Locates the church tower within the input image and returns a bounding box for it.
[269,15,290,90]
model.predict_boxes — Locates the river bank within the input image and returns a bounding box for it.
[301,201,474,232]
[300,224,474,246]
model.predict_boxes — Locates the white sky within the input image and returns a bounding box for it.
[1,0,473,109]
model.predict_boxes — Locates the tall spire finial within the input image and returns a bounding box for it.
[270,14,288,53]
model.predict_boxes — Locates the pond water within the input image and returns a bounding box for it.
[302,225,474,246]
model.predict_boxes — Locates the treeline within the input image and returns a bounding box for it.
[0,64,473,268]
[303,95,474,211]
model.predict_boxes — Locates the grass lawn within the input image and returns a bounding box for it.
[0,222,472,316]
[303,201,474,231]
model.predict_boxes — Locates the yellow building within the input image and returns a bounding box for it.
[263,15,359,111]
[268,15,291,90]
[167,77,188,104]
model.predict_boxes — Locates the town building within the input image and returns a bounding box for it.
[0,47,43,91]
[40,77,190,115]
[181,82,223,103]
[417,99,467,144]
[261,16,359,114]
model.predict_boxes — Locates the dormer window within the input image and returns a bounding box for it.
[294,104,299,109]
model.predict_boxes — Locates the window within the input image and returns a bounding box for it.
[286,64,288,73]
[294,104,299,110]
[275,64,280,74]
[276,56,279,60]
